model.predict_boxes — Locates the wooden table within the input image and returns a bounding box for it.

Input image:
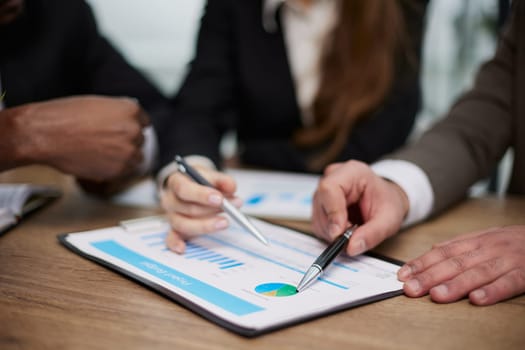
[1,167,524,349]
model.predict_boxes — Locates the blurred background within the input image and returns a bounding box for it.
[84,0,511,203]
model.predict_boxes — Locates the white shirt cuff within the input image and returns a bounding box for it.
[136,126,158,176]
[156,155,216,190]
[371,160,434,226]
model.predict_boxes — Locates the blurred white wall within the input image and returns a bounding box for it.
[85,0,205,96]
[413,0,498,138]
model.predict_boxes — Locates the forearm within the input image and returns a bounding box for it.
[0,106,41,171]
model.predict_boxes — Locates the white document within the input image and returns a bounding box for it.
[0,184,61,233]
[0,184,60,216]
[60,217,403,336]
[227,169,320,220]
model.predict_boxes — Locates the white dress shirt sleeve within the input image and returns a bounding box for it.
[371,159,435,226]
[136,125,159,176]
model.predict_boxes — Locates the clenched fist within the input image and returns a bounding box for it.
[0,95,150,181]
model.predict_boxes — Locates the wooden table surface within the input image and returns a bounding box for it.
[1,167,524,350]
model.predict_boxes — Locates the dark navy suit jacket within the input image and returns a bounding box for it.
[169,0,427,172]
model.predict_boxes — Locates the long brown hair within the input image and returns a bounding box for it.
[293,0,411,171]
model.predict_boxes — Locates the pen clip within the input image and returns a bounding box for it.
[174,155,187,174]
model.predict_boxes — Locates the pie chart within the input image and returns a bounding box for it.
[254,282,297,297]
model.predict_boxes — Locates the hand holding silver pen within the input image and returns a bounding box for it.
[172,156,268,245]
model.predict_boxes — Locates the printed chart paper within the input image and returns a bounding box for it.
[227,169,320,220]
[60,218,403,336]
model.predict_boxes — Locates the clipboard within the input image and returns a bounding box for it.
[58,216,404,337]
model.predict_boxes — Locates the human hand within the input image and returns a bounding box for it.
[160,166,241,253]
[398,225,525,305]
[0,95,149,180]
[312,160,409,255]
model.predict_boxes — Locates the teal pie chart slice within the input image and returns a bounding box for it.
[254,283,297,297]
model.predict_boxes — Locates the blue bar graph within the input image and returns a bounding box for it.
[137,232,245,271]
[184,242,244,270]
[220,262,244,270]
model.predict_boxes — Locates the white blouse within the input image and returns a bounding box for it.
[263,0,339,126]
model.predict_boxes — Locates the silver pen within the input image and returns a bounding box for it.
[174,155,269,245]
[296,224,358,292]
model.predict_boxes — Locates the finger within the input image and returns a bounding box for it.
[132,129,145,147]
[180,166,238,197]
[314,179,349,241]
[204,170,237,196]
[469,268,525,305]
[166,230,186,254]
[426,256,507,303]
[402,247,495,298]
[138,108,150,127]
[346,210,399,256]
[167,172,224,208]
[168,212,229,239]
[108,148,142,179]
[323,162,344,176]
[311,190,331,242]
[166,196,224,217]
[134,104,150,127]
[123,149,144,174]
[230,196,243,208]
[432,227,496,248]
[119,96,150,126]
[160,179,225,218]
[398,238,482,281]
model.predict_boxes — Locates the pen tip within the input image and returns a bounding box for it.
[257,235,269,245]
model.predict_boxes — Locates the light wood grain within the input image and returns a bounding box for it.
[1,168,524,349]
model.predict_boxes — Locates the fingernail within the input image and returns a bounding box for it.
[328,223,340,237]
[349,239,366,256]
[405,279,421,294]
[471,289,486,301]
[215,218,228,230]
[432,284,448,297]
[209,194,223,205]
[398,265,412,280]
[231,197,243,208]
[171,240,185,254]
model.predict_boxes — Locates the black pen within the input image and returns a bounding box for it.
[174,155,269,245]
[296,224,358,292]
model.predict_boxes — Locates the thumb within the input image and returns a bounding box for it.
[346,219,392,256]
[346,201,403,256]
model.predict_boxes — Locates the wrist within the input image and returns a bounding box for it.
[0,106,38,167]
[386,179,410,220]
[371,159,434,226]
[15,104,49,165]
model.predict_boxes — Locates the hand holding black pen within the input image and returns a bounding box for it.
[174,155,269,245]
[296,224,359,292]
